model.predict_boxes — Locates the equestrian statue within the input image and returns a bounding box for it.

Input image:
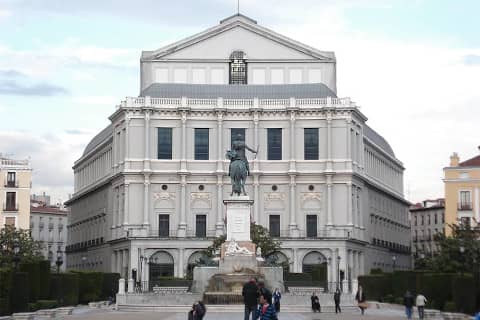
[226,134,258,196]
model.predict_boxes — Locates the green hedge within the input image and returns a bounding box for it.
[49,273,79,306]
[71,271,104,304]
[19,261,41,302]
[391,271,418,298]
[358,273,392,301]
[416,273,453,310]
[28,300,59,312]
[38,260,51,299]
[0,268,13,316]
[452,274,476,314]
[101,273,120,300]
[10,272,29,313]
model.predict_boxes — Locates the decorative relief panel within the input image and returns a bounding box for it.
[153,192,176,209]
[190,192,212,209]
[301,192,322,209]
[264,192,286,209]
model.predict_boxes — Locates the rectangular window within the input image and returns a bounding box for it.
[157,128,173,159]
[231,128,246,148]
[194,128,209,160]
[7,172,16,187]
[158,214,170,237]
[269,215,280,237]
[195,215,207,237]
[267,128,282,160]
[459,191,472,210]
[306,215,317,238]
[5,192,16,211]
[434,214,438,224]
[304,128,319,160]
[4,217,15,227]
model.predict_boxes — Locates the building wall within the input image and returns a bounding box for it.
[444,154,480,235]
[30,211,68,271]
[410,205,445,256]
[0,158,31,229]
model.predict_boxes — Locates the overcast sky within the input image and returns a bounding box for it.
[0,0,479,204]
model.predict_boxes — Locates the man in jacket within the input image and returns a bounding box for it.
[404,291,415,320]
[242,277,259,320]
[416,293,427,320]
[334,289,341,313]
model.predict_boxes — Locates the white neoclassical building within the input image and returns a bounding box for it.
[65,14,411,290]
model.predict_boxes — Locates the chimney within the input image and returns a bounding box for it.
[450,152,460,167]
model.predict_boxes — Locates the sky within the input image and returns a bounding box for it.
[0,0,479,204]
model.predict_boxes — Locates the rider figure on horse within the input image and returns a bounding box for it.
[229,134,257,176]
[226,134,257,196]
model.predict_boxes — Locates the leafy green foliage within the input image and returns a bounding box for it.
[0,268,12,315]
[49,273,79,306]
[250,223,282,260]
[0,226,43,266]
[10,272,29,313]
[415,224,480,274]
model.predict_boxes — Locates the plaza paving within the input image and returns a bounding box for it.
[66,305,410,320]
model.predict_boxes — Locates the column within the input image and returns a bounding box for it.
[124,114,130,169]
[253,177,260,224]
[217,111,223,171]
[347,182,353,225]
[359,251,365,275]
[177,175,187,237]
[112,188,117,229]
[326,175,333,226]
[326,113,332,172]
[253,112,259,172]
[180,111,187,172]
[346,120,352,169]
[122,249,128,279]
[289,175,299,237]
[143,176,150,226]
[178,248,185,278]
[292,248,299,273]
[144,108,151,171]
[216,176,224,236]
[289,110,296,171]
[123,184,129,225]
[358,187,364,229]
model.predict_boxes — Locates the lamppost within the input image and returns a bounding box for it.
[392,255,397,271]
[56,249,63,273]
[12,240,20,270]
[459,245,465,276]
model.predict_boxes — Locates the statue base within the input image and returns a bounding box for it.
[223,195,254,242]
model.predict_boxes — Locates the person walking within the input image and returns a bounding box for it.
[404,291,415,320]
[355,285,367,315]
[272,288,281,313]
[334,288,341,313]
[416,293,427,320]
[256,293,277,320]
[242,277,259,320]
[311,292,321,312]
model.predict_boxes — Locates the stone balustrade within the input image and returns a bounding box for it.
[119,96,356,111]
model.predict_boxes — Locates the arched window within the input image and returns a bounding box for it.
[229,51,247,84]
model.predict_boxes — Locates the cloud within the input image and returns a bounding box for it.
[65,129,91,135]
[464,54,480,65]
[0,130,91,202]
[0,68,69,96]
[0,80,68,96]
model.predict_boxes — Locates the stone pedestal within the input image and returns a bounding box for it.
[128,278,134,293]
[223,196,254,241]
[342,279,349,293]
[118,278,125,294]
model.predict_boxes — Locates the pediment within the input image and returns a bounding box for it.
[145,17,334,62]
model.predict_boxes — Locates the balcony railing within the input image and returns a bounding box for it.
[5,180,18,188]
[3,203,18,212]
[458,203,473,210]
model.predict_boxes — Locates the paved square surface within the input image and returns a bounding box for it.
[66,307,409,320]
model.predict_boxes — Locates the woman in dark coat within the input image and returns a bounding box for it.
[355,285,367,315]
[311,292,321,312]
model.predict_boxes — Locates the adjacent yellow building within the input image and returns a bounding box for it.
[0,156,32,229]
[444,148,480,235]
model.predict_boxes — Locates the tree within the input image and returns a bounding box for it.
[416,224,480,274]
[0,226,43,267]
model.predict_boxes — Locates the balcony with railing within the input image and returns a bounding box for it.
[4,180,19,188]
[458,203,473,211]
[3,202,18,212]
